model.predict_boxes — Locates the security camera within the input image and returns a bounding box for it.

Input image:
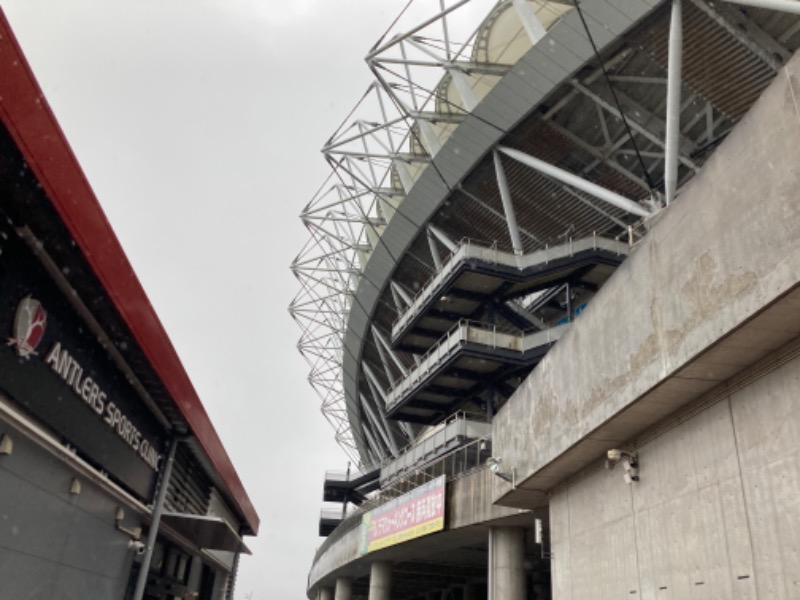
[128,540,147,555]
[606,449,640,482]
[606,449,637,463]
[622,459,639,481]
[623,472,639,484]
[622,458,639,472]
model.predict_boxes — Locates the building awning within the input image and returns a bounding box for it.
[162,513,251,554]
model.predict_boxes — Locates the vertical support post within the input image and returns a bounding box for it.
[335,576,353,600]
[488,527,526,600]
[132,437,180,600]
[493,151,525,255]
[319,587,335,600]
[664,0,683,205]
[368,561,392,600]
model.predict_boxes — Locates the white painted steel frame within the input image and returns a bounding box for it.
[290,0,793,465]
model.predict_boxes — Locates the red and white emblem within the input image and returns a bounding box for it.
[8,295,47,359]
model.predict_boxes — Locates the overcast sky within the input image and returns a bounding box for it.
[0,1,408,597]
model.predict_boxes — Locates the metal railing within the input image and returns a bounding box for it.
[385,320,569,411]
[380,412,492,483]
[319,507,353,521]
[313,434,492,563]
[324,468,371,482]
[392,233,629,336]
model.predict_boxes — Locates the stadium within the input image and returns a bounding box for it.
[292,0,800,599]
[0,11,258,599]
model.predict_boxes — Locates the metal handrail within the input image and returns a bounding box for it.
[385,319,568,411]
[313,434,492,563]
[392,233,628,335]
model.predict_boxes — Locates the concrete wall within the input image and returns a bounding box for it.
[308,469,525,593]
[448,469,527,530]
[551,351,800,600]
[493,45,800,500]
[0,421,137,598]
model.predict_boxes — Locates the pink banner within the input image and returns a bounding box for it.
[360,475,445,554]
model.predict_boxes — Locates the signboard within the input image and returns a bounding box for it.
[0,226,167,499]
[359,475,445,555]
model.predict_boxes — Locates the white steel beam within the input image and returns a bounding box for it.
[511,0,547,44]
[372,326,397,384]
[427,224,458,253]
[497,146,653,218]
[427,229,444,271]
[571,81,699,172]
[665,0,683,205]
[375,57,510,75]
[362,366,402,456]
[457,186,542,245]
[389,283,406,311]
[417,118,443,156]
[371,325,409,377]
[447,67,480,111]
[394,159,415,193]
[365,0,471,60]
[361,419,388,460]
[390,280,414,307]
[723,0,800,16]
[697,0,787,70]
[360,392,397,456]
[492,150,525,255]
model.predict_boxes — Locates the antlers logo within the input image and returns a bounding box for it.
[8,295,47,359]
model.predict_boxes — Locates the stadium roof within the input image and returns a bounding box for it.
[291,0,800,467]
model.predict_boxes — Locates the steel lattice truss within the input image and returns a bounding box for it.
[290,0,800,466]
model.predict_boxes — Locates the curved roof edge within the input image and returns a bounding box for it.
[0,9,259,535]
[342,0,661,463]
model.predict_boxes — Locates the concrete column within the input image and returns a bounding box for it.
[335,577,353,600]
[319,587,334,600]
[488,527,526,600]
[368,561,392,600]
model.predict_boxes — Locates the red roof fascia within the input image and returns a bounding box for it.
[0,10,259,535]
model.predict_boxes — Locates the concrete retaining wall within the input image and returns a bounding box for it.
[551,351,800,599]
